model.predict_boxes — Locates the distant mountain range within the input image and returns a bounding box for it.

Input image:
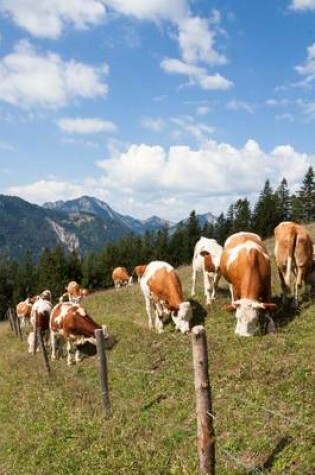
[0,194,217,260]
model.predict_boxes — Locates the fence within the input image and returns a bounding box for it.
[4,307,313,474]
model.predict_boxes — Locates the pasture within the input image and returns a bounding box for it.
[0,254,314,474]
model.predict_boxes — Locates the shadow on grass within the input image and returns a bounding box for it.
[272,295,313,329]
[253,435,293,473]
[188,298,208,327]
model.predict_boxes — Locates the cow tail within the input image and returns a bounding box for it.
[285,230,297,288]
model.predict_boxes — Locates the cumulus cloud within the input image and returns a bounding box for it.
[0,0,106,39]
[161,57,233,90]
[177,16,227,66]
[57,117,117,134]
[141,117,165,132]
[295,43,315,86]
[226,100,254,113]
[6,139,313,221]
[290,0,315,10]
[103,0,188,22]
[0,40,108,108]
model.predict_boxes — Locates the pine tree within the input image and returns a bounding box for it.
[233,198,252,232]
[252,180,277,238]
[186,210,201,260]
[298,166,315,223]
[275,178,291,223]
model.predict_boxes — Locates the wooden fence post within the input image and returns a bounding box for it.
[191,325,215,475]
[6,308,14,334]
[37,330,51,375]
[12,307,23,341]
[32,312,38,355]
[95,329,110,417]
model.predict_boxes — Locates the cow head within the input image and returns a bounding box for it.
[226,299,277,337]
[171,301,192,333]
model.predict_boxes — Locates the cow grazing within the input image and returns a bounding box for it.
[50,302,108,365]
[112,267,133,289]
[191,237,223,305]
[274,221,315,305]
[16,296,37,328]
[27,290,52,353]
[220,232,276,337]
[140,261,192,334]
[66,281,84,304]
[133,264,147,282]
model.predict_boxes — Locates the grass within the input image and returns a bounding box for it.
[0,257,314,474]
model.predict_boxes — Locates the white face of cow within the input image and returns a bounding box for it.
[172,302,192,334]
[234,299,260,337]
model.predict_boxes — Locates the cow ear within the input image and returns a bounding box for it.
[225,304,236,312]
[261,303,277,312]
[200,250,210,257]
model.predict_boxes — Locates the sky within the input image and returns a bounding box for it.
[0,0,315,223]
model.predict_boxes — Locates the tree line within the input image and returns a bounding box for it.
[1,167,314,318]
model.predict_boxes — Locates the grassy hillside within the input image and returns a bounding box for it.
[0,260,314,474]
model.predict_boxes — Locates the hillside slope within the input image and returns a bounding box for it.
[0,262,314,475]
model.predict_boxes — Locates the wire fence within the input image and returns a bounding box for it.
[3,306,314,474]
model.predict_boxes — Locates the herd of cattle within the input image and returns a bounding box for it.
[15,221,315,365]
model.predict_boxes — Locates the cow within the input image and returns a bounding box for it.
[133,264,147,282]
[112,267,133,289]
[27,290,52,353]
[50,302,108,366]
[191,237,223,305]
[140,261,192,334]
[59,285,88,304]
[220,232,276,337]
[274,221,315,306]
[16,296,38,328]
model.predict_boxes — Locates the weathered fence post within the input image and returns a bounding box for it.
[6,308,14,334]
[37,330,51,375]
[191,325,215,475]
[32,311,38,356]
[95,329,110,417]
[12,307,22,341]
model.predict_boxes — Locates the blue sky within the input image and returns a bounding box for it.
[0,0,315,222]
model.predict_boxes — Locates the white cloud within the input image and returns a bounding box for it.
[196,106,210,115]
[6,179,88,203]
[0,140,15,151]
[141,117,165,132]
[177,16,227,66]
[103,0,188,22]
[6,139,313,221]
[275,113,295,122]
[170,116,215,142]
[226,100,254,113]
[0,40,108,108]
[0,0,106,39]
[161,57,233,90]
[295,43,315,86]
[290,0,315,10]
[57,117,117,134]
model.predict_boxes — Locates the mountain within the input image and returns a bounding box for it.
[0,194,216,260]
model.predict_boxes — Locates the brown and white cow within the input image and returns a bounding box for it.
[50,302,108,366]
[16,296,38,328]
[133,264,147,282]
[191,237,223,305]
[220,232,276,337]
[140,261,192,334]
[65,281,84,304]
[274,221,315,305]
[112,267,133,289]
[27,290,52,353]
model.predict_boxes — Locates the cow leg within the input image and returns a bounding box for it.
[212,271,221,298]
[66,340,74,366]
[154,302,164,333]
[144,296,154,330]
[51,331,57,360]
[277,268,289,304]
[191,266,197,297]
[27,331,35,354]
[75,347,82,363]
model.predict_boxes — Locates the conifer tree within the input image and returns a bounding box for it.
[274,177,291,223]
[298,166,315,223]
[252,179,277,238]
